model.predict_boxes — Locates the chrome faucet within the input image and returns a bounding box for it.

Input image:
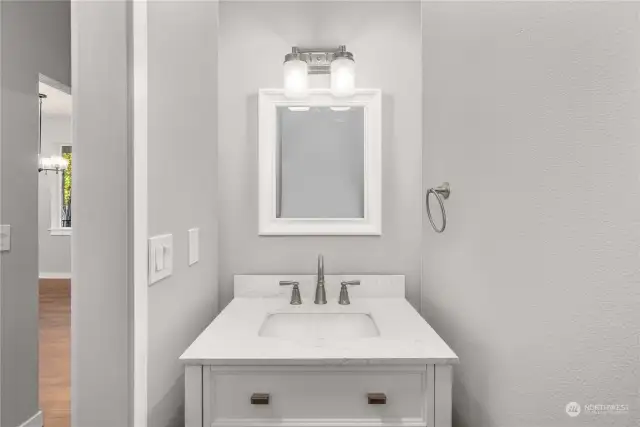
[314,254,327,304]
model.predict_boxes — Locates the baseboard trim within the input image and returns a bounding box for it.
[39,272,71,280]
[18,411,43,427]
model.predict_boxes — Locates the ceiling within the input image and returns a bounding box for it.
[39,81,71,117]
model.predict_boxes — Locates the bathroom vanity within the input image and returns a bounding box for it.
[181,275,458,427]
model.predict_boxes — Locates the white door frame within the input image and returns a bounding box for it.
[132,0,149,426]
[71,1,148,425]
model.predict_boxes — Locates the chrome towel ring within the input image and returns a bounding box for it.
[426,182,451,233]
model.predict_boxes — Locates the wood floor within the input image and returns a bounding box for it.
[39,279,70,427]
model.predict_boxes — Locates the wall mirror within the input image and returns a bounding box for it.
[259,89,381,235]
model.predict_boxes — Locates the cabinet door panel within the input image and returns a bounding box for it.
[207,366,429,427]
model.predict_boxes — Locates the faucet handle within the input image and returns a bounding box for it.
[279,281,302,305]
[280,280,299,286]
[341,280,360,287]
[338,280,360,305]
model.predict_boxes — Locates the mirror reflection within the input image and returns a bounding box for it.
[276,106,365,219]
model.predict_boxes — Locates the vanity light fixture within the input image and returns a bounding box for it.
[283,45,356,98]
[283,48,308,99]
[38,93,69,174]
[330,47,355,97]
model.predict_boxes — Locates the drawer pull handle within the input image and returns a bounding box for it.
[250,393,270,405]
[367,392,387,405]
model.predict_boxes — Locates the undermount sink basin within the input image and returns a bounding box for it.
[259,312,380,339]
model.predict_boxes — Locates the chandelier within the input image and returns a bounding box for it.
[38,93,68,174]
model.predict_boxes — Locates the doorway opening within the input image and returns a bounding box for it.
[38,76,72,427]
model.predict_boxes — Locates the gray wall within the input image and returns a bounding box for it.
[0,1,70,426]
[422,2,640,426]
[218,1,422,308]
[38,114,72,276]
[71,1,131,426]
[147,2,219,427]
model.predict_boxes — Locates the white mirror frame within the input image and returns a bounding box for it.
[258,88,382,236]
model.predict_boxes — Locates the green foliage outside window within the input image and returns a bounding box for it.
[62,151,72,207]
[61,146,72,228]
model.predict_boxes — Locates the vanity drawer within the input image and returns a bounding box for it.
[206,366,429,427]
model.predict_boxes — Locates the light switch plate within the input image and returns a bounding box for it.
[188,228,199,266]
[0,225,10,252]
[148,234,173,286]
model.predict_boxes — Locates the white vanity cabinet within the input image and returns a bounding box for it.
[185,364,453,427]
[182,275,458,427]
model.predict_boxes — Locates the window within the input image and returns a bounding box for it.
[50,145,72,235]
[61,145,72,228]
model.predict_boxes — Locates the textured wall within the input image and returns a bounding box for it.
[218,1,422,309]
[422,2,640,426]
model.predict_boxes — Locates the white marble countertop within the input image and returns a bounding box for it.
[180,275,459,366]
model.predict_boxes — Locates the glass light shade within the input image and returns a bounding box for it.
[283,59,308,99]
[331,57,355,97]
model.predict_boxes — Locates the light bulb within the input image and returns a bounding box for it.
[284,58,308,99]
[331,57,355,97]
